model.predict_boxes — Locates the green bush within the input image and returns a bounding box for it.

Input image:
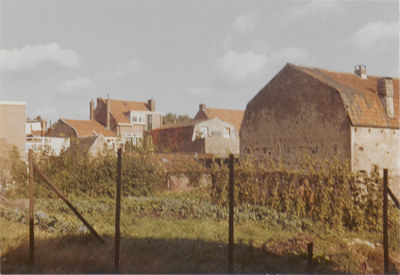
[210,152,399,232]
[9,137,166,199]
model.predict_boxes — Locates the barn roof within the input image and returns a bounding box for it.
[291,64,399,128]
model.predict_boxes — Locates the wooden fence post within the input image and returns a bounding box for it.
[307,242,313,273]
[33,163,104,244]
[383,169,389,274]
[114,148,122,273]
[29,149,34,270]
[228,154,234,273]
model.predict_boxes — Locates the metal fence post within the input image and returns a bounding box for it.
[383,169,389,274]
[228,154,234,273]
[29,149,34,270]
[115,148,122,273]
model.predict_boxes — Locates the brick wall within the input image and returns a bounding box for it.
[177,138,239,156]
[0,102,26,160]
[241,65,352,169]
[53,119,78,138]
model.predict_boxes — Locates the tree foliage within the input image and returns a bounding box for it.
[162,113,192,125]
[210,152,399,233]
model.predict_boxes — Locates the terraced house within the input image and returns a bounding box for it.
[241,63,399,197]
[92,97,162,144]
[151,104,244,156]
[53,118,117,149]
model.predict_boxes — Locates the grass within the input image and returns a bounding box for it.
[1,196,399,274]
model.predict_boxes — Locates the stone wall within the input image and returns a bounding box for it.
[351,126,400,198]
[194,118,238,140]
[177,138,239,156]
[240,65,352,169]
[53,119,78,138]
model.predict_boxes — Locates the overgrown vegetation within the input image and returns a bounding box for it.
[211,153,399,233]
[6,137,166,199]
[1,137,399,273]
[162,113,192,125]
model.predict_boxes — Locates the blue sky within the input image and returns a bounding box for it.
[0,0,398,125]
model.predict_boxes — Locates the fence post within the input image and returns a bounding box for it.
[383,169,389,274]
[33,163,104,244]
[29,149,34,270]
[228,154,234,273]
[114,148,122,273]
[307,243,313,273]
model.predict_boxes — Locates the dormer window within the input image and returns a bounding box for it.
[131,113,145,124]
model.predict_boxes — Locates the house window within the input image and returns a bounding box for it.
[123,133,142,145]
[200,126,208,138]
[223,128,230,138]
[131,113,145,124]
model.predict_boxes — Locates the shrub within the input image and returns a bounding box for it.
[210,152,399,232]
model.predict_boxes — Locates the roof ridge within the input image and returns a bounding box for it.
[290,63,399,80]
[60,118,79,137]
[206,107,244,112]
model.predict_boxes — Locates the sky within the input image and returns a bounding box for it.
[0,0,399,125]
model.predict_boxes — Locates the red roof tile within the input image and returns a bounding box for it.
[98,98,149,124]
[195,108,244,131]
[293,64,399,128]
[62,119,117,138]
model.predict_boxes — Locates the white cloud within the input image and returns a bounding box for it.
[233,11,258,34]
[0,43,80,72]
[215,47,308,85]
[268,47,309,67]
[282,1,343,25]
[291,1,343,17]
[216,51,267,82]
[57,76,95,96]
[187,87,214,97]
[109,58,141,80]
[223,35,232,49]
[348,21,398,51]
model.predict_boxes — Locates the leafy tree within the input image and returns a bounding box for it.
[163,113,192,125]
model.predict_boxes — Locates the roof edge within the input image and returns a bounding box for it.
[60,118,79,138]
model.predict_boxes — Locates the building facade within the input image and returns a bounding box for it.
[0,101,26,159]
[151,117,240,156]
[241,63,399,196]
[53,118,117,149]
[92,97,162,144]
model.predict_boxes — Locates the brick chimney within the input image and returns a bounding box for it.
[48,125,53,137]
[354,65,367,79]
[199,104,206,111]
[378,78,394,118]
[106,98,111,129]
[90,99,94,120]
[148,99,155,112]
[41,120,47,137]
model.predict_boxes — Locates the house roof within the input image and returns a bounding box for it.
[62,119,117,138]
[291,64,399,128]
[195,108,244,131]
[98,98,149,124]
[67,135,105,155]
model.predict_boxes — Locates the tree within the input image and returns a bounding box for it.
[162,113,192,125]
